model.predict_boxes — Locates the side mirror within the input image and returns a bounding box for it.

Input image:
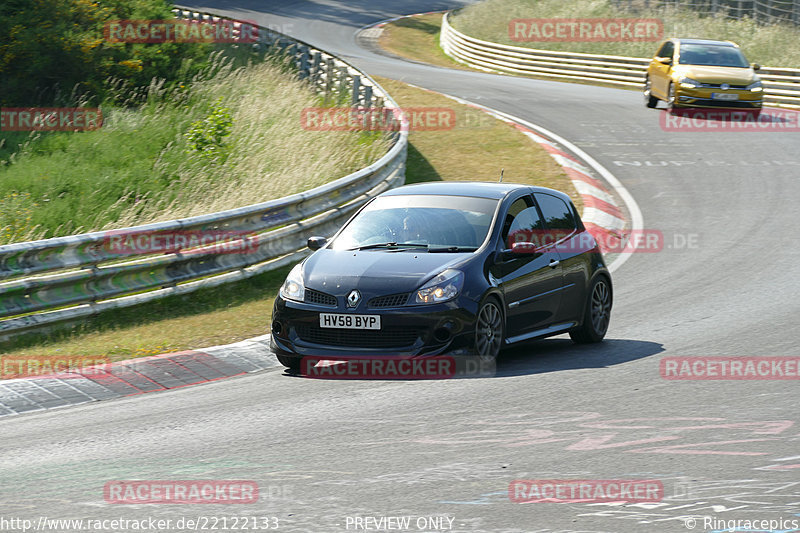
[307,236,327,251]
[752,63,761,71]
[657,56,672,65]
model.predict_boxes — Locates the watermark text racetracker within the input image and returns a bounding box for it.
[300,107,494,132]
[507,228,700,254]
[509,479,664,503]
[0,108,102,132]
[104,480,258,504]
[661,108,800,132]
[104,19,258,43]
[301,355,496,379]
[661,356,800,380]
[102,230,259,255]
[1,356,110,379]
[510,18,663,42]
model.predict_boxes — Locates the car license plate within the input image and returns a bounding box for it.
[711,93,739,101]
[319,313,381,330]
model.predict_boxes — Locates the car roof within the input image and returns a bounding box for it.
[380,181,553,200]
[673,38,738,47]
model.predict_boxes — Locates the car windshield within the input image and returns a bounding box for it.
[678,44,750,68]
[330,194,499,251]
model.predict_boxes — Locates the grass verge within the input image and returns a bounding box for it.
[377,14,471,71]
[0,55,390,244]
[373,76,577,207]
[377,13,638,90]
[450,0,800,67]
[0,79,573,360]
[1,267,291,361]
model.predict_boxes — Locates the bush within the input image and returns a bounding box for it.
[185,98,234,162]
[0,0,211,107]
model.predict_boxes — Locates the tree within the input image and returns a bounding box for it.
[0,0,211,107]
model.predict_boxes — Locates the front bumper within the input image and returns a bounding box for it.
[270,295,479,357]
[674,86,762,109]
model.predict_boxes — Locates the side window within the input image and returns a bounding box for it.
[501,196,533,248]
[534,193,577,237]
[501,196,537,247]
[657,41,674,59]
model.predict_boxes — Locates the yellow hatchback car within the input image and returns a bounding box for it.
[644,38,763,114]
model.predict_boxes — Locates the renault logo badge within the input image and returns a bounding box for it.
[346,290,361,308]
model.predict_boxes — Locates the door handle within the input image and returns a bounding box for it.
[549,259,560,268]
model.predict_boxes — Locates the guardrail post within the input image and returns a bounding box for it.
[338,66,349,102]
[351,75,362,106]
[310,51,321,87]
[324,57,335,101]
[298,45,310,80]
[258,27,272,52]
[363,84,373,108]
[282,42,297,67]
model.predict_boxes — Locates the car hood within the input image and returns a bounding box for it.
[673,65,757,85]
[302,248,468,296]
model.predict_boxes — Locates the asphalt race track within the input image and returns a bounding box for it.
[1,2,799,532]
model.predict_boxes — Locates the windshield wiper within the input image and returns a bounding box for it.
[349,242,430,251]
[428,246,479,253]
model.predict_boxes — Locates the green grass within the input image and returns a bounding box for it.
[379,13,472,71]
[0,55,391,244]
[450,0,800,67]
[1,266,291,361]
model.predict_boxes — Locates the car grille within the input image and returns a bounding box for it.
[304,289,337,307]
[295,325,423,349]
[697,83,748,89]
[368,293,409,308]
[678,99,761,108]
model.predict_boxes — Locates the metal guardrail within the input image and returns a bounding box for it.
[440,12,800,108]
[0,9,409,341]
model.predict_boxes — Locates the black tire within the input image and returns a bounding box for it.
[644,77,659,108]
[277,354,302,374]
[570,276,612,344]
[474,298,504,361]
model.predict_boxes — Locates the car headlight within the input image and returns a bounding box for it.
[279,263,305,302]
[414,269,464,304]
[746,80,763,92]
[679,77,702,89]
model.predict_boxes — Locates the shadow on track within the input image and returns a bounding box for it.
[495,337,664,377]
[279,337,663,380]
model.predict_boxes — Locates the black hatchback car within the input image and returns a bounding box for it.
[271,182,612,372]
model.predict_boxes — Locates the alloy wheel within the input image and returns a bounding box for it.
[475,301,503,359]
[590,280,611,336]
